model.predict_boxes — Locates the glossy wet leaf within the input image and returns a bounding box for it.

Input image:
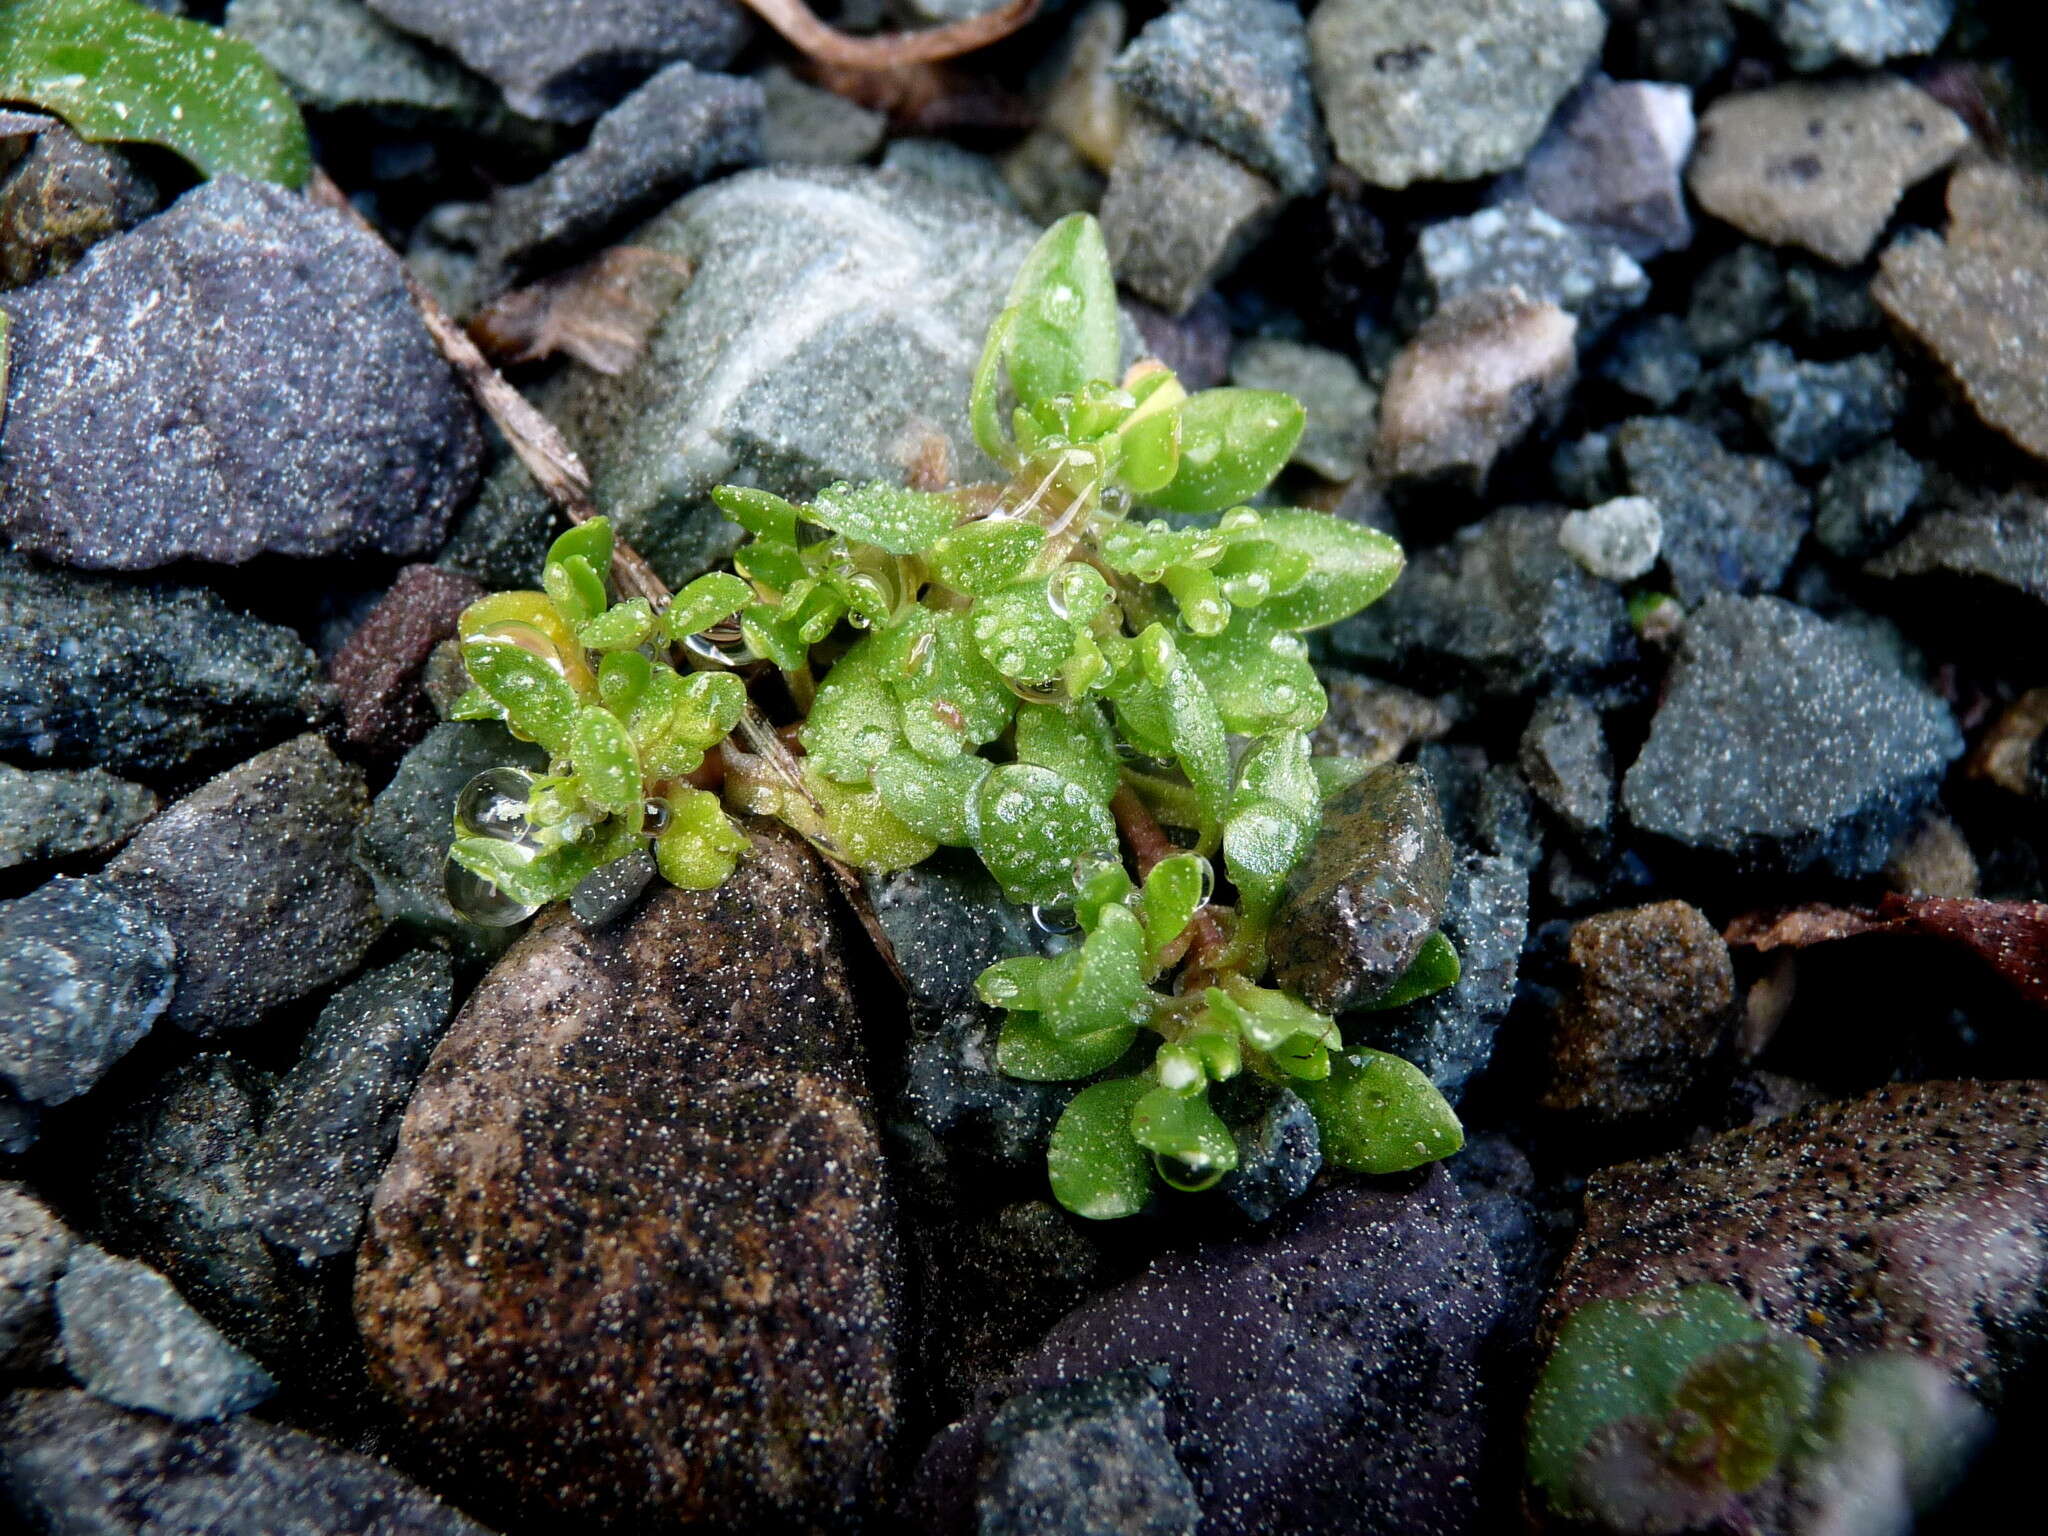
[1145,389,1303,513]
[1108,370,1185,496]
[968,762,1118,907]
[879,608,1013,757]
[449,830,623,909]
[547,518,613,574]
[970,568,1110,689]
[808,480,960,555]
[1181,617,1325,736]
[1140,854,1208,965]
[597,650,651,713]
[663,571,752,640]
[1048,1077,1153,1220]
[577,596,655,651]
[0,0,309,184]
[570,706,640,819]
[1129,1084,1237,1177]
[1296,1047,1462,1174]
[1043,903,1145,1039]
[872,748,987,846]
[976,953,1060,1011]
[802,765,937,872]
[654,789,749,889]
[1014,701,1120,803]
[1097,519,1227,581]
[543,555,606,627]
[1207,983,1335,1056]
[926,518,1044,596]
[1137,625,1229,846]
[1356,930,1462,1011]
[998,1009,1138,1081]
[999,210,1120,409]
[800,638,902,783]
[1250,511,1406,631]
[460,637,579,756]
[716,485,805,592]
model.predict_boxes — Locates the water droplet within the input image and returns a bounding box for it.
[469,620,569,678]
[1031,904,1079,935]
[1005,675,1065,703]
[905,630,937,677]
[444,856,539,927]
[1219,507,1261,535]
[642,798,672,835]
[1191,856,1216,904]
[684,625,759,669]
[455,768,537,843]
[982,976,1022,1004]
[1153,1151,1223,1193]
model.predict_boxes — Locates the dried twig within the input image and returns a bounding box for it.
[740,0,1040,69]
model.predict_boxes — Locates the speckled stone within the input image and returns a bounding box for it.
[1409,201,1649,338]
[1729,0,1954,71]
[1599,314,1703,408]
[0,764,157,872]
[1229,337,1376,482]
[1520,694,1614,837]
[1541,901,1736,1121]
[1309,0,1606,189]
[1614,416,1811,603]
[1522,75,1696,260]
[1558,496,1663,582]
[1546,1079,2048,1392]
[1728,342,1905,467]
[0,117,155,290]
[356,827,899,1531]
[866,850,1046,1016]
[1214,1079,1321,1225]
[0,556,333,784]
[1270,762,1454,1014]
[0,1181,74,1370]
[106,735,383,1035]
[1621,595,1962,874]
[0,1389,496,1535]
[1867,491,2048,612]
[1815,440,1924,559]
[907,1170,1503,1535]
[364,0,750,122]
[0,177,481,569]
[1687,76,1969,266]
[896,1006,1070,1197]
[976,1366,1201,1536]
[1308,674,1449,768]
[55,1245,276,1422]
[759,64,887,166]
[224,0,496,120]
[1101,109,1284,317]
[329,564,484,768]
[1687,244,1788,358]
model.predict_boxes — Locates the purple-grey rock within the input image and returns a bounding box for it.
[1614,416,1811,603]
[1522,74,1696,260]
[1728,342,1906,467]
[0,176,481,570]
[0,1181,74,1371]
[1214,1079,1321,1225]
[0,764,157,873]
[975,1366,1201,1536]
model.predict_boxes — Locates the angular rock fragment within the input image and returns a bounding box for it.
[1229,337,1375,482]
[1523,74,1696,260]
[0,764,157,872]
[1559,496,1663,582]
[1815,440,1923,559]
[1728,342,1905,467]
[1614,416,1811,603]
[1520,695,1615,838]
[1100,109,1283,316]
[1865,490,2048,660]
[1309,674,1449,767]
[0,117,155,290]
[1601,314,1702,409]
[976,1366,1201,1536]
[224,0,496,121]
[0,1181,74,1370]
[759,64,887,166]
[1729,0,1954,72]
[329,564,483,767]
[1410,201,1649,339]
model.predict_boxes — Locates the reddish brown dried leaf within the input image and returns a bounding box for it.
[1727,896,2048,1011]
[469,247,691,375]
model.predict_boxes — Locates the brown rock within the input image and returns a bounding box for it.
[328,564,484,765]
[356,825,900,1532]
[1546,1079,2048,1391]
[1688,77,1969,266]
[0,117,155,290]
[1374,286,1576,487]
[1309,674,1451,768]
[1541,900,1736,1121]
[1875,163,2048,463]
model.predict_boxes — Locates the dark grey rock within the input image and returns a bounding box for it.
[1451,1132,1577,1350]
[1270,762,1454,1015]
[0,1091,36,1158]
[897,1007,1071,1190]
[867,850,1045,1016]
[0,1388,496,1534]
[353,722,549,962]
[546,167,1052,584]
[0,557,333,784]
[1785,257,1884,343]
[1729,0,1954,71]
[364,0,750,122]
[1729,342,1906,467]
[881,139,1018,211]
[0,765,156,873]
[1349,852,1529,1104]
[1598,313,1702,409]
[1101,108,1283,317]
[1520,695,1614,837]
[0,118,155,290]
[106,735,383,1035]
[1558,495,1663,582]
[568,846,657,928]
[55,1246,275,1421]
[245,953,454,1264]
[1521,74,1696,260]
[0,177,480,570]
[224,0,496,120]
[480,62,761,290]
[1550,430,1620,505]
[1815,440,1924,558]
[1614,416,1812,603]
[1110,0,1325,197]
[1214,1080,1320,1225]
[1631,0,1737,84]
[1309,0,1606,188]
[1867,491,2048,610]
[1408,201,1649,339]
[1000,129,1105,227]
[1621,594,1962,874]
[976,1366,1201,1536]
[1229,337,1375,482]
[908,1170,1503,1536]
[0,878,175,1110]
[436,458,559,589]
[1328,507,1637,699]
[1686,244,1788,358]
[0,1181,73,1370]
[759,65,886,166]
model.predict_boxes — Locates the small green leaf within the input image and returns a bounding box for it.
[663,572,752,640]
[970,568,1111,690]
[1043,903,1145,1039]
[446,685,506,724]
[1014,701,1120,803]
[1048,1077,1154,1220]
[1181,617,1325,735]
[578,597,655,652]
[654,789,750,889]
[976,954,1060,1010]
[1145,389,1304,513]
[1098,519,1228,581]
[738,602,807,672]
[0,0,310,184]
[461,637,579,756]
[1356,931,1461,1012]
[597,650,652,714]
[1000,211,1121,409]
[1129,1084,1238,1181]
[801,765,938,871]
[546,519,613,575]
[570,706,641,819]
[1296,1048,1462,1174]
[880,608,1014,757]
[998,1010,1138,1081]
[926,518,1045,596]
[1671,1336,1824,1494]
[806,481,960,555]
[968,762,1119,907]
[1251,511,1406,631]
[1107,370,1186,496]
[872,748,988,846]
[1207,983,1336,1056]
[1139,854,1208,966]
[800,638,902,784]
[1136,625,1229,848]
[543,555,606,627]
[716,486,806,592]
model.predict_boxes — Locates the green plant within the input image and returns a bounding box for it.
[447,212,1464,1218]
[0,0,309,186]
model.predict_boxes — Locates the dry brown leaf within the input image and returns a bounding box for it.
[469,247,692,375]
[740,0,1040,70]
[1726,895,2048,1011]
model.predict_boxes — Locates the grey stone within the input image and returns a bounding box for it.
[1100,108,1283,317]
[0,1181,73,1370]
[1598,314,1702,409]
[1329,507,1637,699]
[364,0,750,122]
[0,1389,496,1535]
[1520,695,1614,837]
[1348,852,1528,1104]
[1001,129,1105,226]
[1550,430,1620,505]
[1729,0,1954,71]
[0,118,156,290]
[1865,491,2048,653]
[1110,0,1326,197]
[760,65,886,166]
[1521,75,1696,260]
[0,878,175,1110]
[568,846,657,928]
[1631,0,1737,84]
[882,139,1019,211]
[1614,416,1812,603]
[1686,244,1788,358]
[1687,76,1970,267]
[898,1007,1071,1189]
[546,167,1051,584]
[245,953,454,1264]
[1229,336,1376,482]
[1214,1080,1320,1225]
[976,1366,1201,1536]
[0,765,157,872]
[0,177,481,570]
[353,722,549,961]
[1728,342,1905,467]
[1621,594,1962,874]
[1270,762,1454,1015]
[436,458,558,589]
[55,1246,276,1421]
[479,62,761,290]
[1409,201,1649,339]
[224,0,496,120]
[867,850,1046,1016]
[0,559,333,786]
[1558,496,1663,582]
[1309,0,1606,189]
[1785,257,1883,343]
[106,735,383,1035]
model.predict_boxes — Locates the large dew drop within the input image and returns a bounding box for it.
[444,856,540,928]
[455,767,538,843]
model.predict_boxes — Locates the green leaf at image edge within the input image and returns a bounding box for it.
[0,0,311,185]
